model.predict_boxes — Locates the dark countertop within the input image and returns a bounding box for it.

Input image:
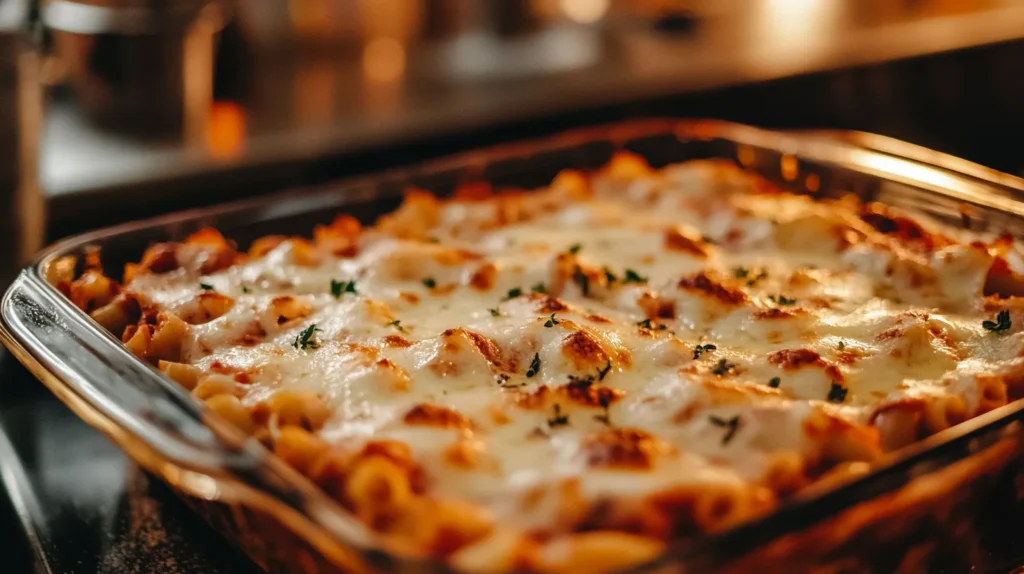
[0,349,260,574]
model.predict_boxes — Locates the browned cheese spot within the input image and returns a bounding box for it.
[403,404,473,429]
[677,272,748,306]
[581,428,670,470]
[561,330,611,371]
[664,226,708,258]
[767,348,843,383]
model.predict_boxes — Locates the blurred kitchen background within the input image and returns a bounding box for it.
[14,0,1024,239]
[5,1,1024,572]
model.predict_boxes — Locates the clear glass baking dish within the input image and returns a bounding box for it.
[4,119,1024,573]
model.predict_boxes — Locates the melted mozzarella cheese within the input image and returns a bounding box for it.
[126,160,1024,535]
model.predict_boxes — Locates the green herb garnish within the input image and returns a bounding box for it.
[422,277,437,289]
[594,394,612,426]
[711,358,735,376]
[495,374,524,388]
[693,343,717,360]
[526,353,541,377]
[543,313,560,328]
[983,310,1012,333]
[827,382,848,403]
[504,287,523,300]
[568,243,582,255]
[732,267,749,279]
[199,282,214,291]
[768,377,781,388]
[330,278,358,298]
[240,285,251,294]
[293,324,322,351]
[572,266,590,297]
[547,404,569,428]
[637,318,667,330]
[769,294,797,306]
[531,282,547,294]
[623,269,648,284]
[488,307,501,317]
[597,360,612,381]
[746,270,768,286]
[567,373,596,386]
[709,415,741,445]
[603,267,618,284]
[387,319,404,331]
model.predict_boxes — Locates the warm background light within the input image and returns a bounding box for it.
[362,37,406,83]
[295,61,337,125]
[206,101,247,159]
[560,0,611,23]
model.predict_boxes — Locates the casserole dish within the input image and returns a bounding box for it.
[4,119,1024,573]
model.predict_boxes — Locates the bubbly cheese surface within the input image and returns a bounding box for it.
[126,159,1024,537]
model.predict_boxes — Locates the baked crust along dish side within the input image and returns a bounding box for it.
[58,154,1024,573]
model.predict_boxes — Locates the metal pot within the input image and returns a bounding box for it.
[44,0,229,136]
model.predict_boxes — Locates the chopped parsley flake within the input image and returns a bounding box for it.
[983,310,1012,333]
[769,294,797,306]
[594,394,612,426]
[422,277,437,289]
[547,404,569,427]
[504,287,523,300]
[567,373,596,386]
[603,267,618,284]
[693,343,717,360]
[526,353,541,377]
[768,377,781,388]
[292,324,322,351]
[623,268,648,284]
[837,340,846,350]
[240,285,251,294]
[568,243,582,254]
[531,283,547,294]
[572,266,590,296]
[330,278,357,298]
[496,373,524,388]
[709,415,741,445]
[746,270,768,286]
[199,282,214,291]
[597,360,612,381]
[488,307,501,317]
[387,319,404,331]
[543,313,560,328]
[732,267,749,279]
[637,318,667,330]
[827,382,848,403]
[711,358,736,376]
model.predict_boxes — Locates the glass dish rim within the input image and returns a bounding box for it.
[6,117,1024,572]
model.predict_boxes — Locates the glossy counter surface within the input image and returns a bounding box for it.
[0,349,259,574]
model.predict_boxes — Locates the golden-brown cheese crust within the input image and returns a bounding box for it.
[69,155,1024,572]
